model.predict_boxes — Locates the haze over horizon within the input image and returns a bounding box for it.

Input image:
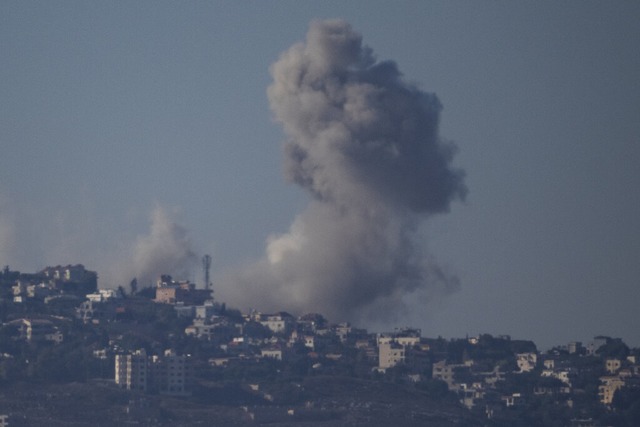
[2,1,639,349]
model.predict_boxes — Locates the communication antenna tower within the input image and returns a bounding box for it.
[202,254,212,292]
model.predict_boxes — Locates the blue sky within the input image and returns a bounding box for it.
[1,1,639,349]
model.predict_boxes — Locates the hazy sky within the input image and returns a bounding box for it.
[2,1,639,349]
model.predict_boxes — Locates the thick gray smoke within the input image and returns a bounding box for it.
[223,19,466,322]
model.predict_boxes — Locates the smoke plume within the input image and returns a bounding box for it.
[112,206,198,287]
[223,20,466,322]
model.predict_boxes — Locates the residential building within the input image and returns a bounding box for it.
[567,341,583,354]
[432,360,458,390]
[599,376,625,405]
[261,348,284,361]
[605,358,622,374]
[377,328,421,348]
[257,312,294,335]
[378,342,405,370]
[516,352,538,373]
[334,323,352,343]
[459,383,485,409]
[194,300,217,319]
[185,321,216,340]
[502,393,522,407]
[41,264,94,283]
[154,275,211,306]
[151,349,192,396]
[586,336,608,356]
[11,318,63,343]
[86,289,118,303]
[541,369,573,386]
[115,349,149,392]
[115,349,192,395]
[76,299,116,324]
[297,313,326,333]
[40,264,97,296]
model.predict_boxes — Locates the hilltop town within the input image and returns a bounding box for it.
[0,265,639,427]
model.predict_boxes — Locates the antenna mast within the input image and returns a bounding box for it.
[202,254,212,293]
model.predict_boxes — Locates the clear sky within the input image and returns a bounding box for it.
[1,1,639,349]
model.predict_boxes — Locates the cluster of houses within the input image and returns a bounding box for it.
[428,339,640,418]
[3,266,640,421]
[10,264,97,304]
[112,281,640,417]
[185,312,639,418]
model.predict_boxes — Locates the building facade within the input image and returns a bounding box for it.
[115,349,192,395]
[115,349,149,392]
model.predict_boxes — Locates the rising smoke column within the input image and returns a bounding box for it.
[111,205,198,287]
[224,19,466,322]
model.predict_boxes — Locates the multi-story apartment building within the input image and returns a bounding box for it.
[115,349,192,395]
[378,342,405,370]
[598,376,625,405]
[151,349,192,396]
[115,349,149,392]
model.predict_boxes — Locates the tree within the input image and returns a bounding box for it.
[612,386,640,426]
[244,321,272,340]
[116,285,127,299]
[136,286,156,299]
[129,278,138,296]
[597,338,630,359]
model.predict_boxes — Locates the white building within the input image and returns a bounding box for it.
[541,369,573,386]
[259,313,294,334]
[86,289,118,303]
[195,300,217,320]
[377,328,421,348]
[261,348,283,361]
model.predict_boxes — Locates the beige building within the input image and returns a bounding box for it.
[599,376,625,405]
[605,358,622,374]
[154,276,211,305]
[541,368,573,386]
[378,342,405,370]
